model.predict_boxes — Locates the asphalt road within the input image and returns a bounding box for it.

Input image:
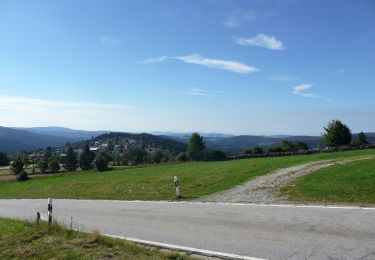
[0,199,374,260]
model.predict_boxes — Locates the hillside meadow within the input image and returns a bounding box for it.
[282,158,375,205]
[0,149,373,201]
[0,218,192,259]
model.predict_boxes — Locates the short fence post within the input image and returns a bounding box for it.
[36,212,40,224]
[48,198,52,227]
[174,176,180,198]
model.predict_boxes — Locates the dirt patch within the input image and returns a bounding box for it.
[198,157,374,204]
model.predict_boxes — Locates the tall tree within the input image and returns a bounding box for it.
[187,132,205,159]
[63,146,78,171]
[45,146,52,159]
[79,143,94,170]
[11,156,24,175]
[353,132,369,146]
[323,120,352,147]
[0,152,10,166]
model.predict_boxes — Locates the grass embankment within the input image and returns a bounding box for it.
[0,149,373,200]
[0,217,191,259]
[282,158,375,205]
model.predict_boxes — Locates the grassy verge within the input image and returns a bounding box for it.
[0,217,192,259]
[0,149,373,201]
[281,158,375,205]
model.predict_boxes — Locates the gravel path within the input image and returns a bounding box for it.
[199,157,374,204]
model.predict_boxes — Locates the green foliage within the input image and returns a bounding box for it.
[45,146,52,158]
[151,149,163,164]
[16,171,28,181]
[48,158,60,173]
[323,119,352,147]
[63,146,78,172]
[11,157,24,175]
[352,132,369,147]
[187,132,205,160]
[94,152,109,172]
[268,140,309,153]
[176,152,189,162]
[125,149,147,165]
[196,150,227,161]
[38,159,48,173]
[243,146,264,155]
[79,143,94,170]
[0,152,10,166]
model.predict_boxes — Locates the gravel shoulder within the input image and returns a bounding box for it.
[199,157,374,204]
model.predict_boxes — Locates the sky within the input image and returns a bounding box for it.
[0,0,374,135]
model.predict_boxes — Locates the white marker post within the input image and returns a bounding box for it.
[174,176,180,198]
[48,198,53,226]
[36,198,53,227]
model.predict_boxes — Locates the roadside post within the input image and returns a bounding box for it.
[36,198,53,227]
[174,176,180,198]
[48,198,53,226]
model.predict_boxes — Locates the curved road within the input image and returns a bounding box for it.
[0,199,375,259]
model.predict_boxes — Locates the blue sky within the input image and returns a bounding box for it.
[0,0,374,135]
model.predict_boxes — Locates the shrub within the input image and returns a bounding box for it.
[176,152,189,162]
[94,153,109,172]
[38,160,48,173]
[16,171,28,181]
[48,159,60,173]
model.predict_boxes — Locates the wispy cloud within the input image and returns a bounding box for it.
[270,74,299,82]
[138,55,168,64]
[292,84,331,101]
[234,33,285,50]
[186,87,224,98]
[0,96,131,113]
[334,69,345,75]
[174,53,258,74]
[99,35,119,46]
[222,9,257,28]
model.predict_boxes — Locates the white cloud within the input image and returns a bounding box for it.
[186,87,224,98]
[174,53,259,74]
[138,55,168,64]
[222,10,257,28]
[334,69,345,75]
[234,34,285,50]
[0,96,131,112]
[99,35,119,46]
[292,84,331,101]
[293,83,314,94]
[270,74,299,82]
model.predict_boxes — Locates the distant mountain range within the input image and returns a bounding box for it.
[157,132,375,155]
[0,126,108,153]
[1,126,374,155]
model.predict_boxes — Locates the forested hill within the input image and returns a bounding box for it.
[72,132,187,154]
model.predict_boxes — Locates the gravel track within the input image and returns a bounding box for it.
[199,157,374,204]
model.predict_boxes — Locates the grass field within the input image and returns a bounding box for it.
[0,149,373,201]
[281,158,375,205]
[0,217,191,260]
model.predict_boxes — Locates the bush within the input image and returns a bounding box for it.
[243,147,264,155]
[176,152,189,162]
[196,150,227,162]
[38,160,48,173]
[48,159,60,173]
[16,171,28,181]
[94,153,109,172]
